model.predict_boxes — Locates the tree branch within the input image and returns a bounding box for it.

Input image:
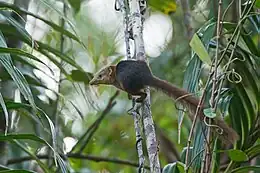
[7,153,150,170]
[70,91,119,153]
[128,0,161,172]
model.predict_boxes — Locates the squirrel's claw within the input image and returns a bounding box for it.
[127,98,142,115]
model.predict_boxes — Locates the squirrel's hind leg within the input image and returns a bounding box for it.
[135,91,147,102]
[127,90,147,103]
[127,91,146,115]
[127,97,141,115]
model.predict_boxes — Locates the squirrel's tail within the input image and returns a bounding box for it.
[148,76,239,144]
[148,76,199,110]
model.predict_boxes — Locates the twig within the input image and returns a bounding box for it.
[185,70,213,171]
[203,1,223,172]
[7,153,150,170]
[133,110,146,172]
[118,0,146,171]
[185,1,256,171]
[156,126,181,162]
[186,148,205,170]
[128,0,161,172]
[211,0,222,111]
[53,0,67,162]
[116,0,131,59]
[70,91,119,153]
[200,141,207,173]
[179,0,194,40]
[47,2,67,167]
[205,119,212,173]
[214,0,254,109]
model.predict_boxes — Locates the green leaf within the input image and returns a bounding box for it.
[0,2,81,44]
[255,0,260,8]
[0,93,8,135]
[0,70,50,91]
[189,33,211,65]
[0,11,33,46]
[39,50,70,77]
[69,70,93,83]
[36,41,83,71]
[163,161,191,173]
[12,55,55,81]
[192,125,205,171]
[0,24,82,77]
[203,108,216,118]
[0,47,52,71]
[180,147,193,163]
[180,55,202,143]
[241,28,259,57]
[68,0,81,13]
[0,170,36,173]
[38,0,84,47]
[0,134,67,173]
[13,140,50,173]
[245,144,260,158]
[231,166,260,173]
[234,83,253,141]
[0,102,65,172]
[0,31,36,111]
[0,134,49,144]
[228,149,249,162]
[149,0,177,14]
[211,139,221,173]
[0,164,9,170]
[24,75,49,89]
[69,100,84,119]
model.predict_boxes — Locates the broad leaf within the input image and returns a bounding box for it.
[203,108,216,118]
[68,0,81,13]
[228,149,249,162]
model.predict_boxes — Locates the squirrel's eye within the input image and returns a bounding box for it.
[98,75,102,78]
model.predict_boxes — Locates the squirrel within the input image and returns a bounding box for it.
[89,60,239,144]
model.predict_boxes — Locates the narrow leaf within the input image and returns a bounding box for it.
[190,33,211,65]
[0,31,36,111]
[256,0,260,8]
[231,166,260,173]
[0,93,8,135]
[162,161,190,173]
[0,47,52,72]
[0,11,33,46]
[0,134,48,144]
[0,2,81,44]
[13,140,50,173]
[246,144,260,158]
[0,170,36,173]
[37,41,83,70]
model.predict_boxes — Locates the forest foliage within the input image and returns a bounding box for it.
[0,0,259,173]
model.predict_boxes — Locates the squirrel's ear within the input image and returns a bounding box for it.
[108,66,116,76]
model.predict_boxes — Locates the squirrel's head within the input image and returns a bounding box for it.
[89,65,116,85]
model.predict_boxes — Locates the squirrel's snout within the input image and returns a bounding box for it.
[89,79,96,85]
